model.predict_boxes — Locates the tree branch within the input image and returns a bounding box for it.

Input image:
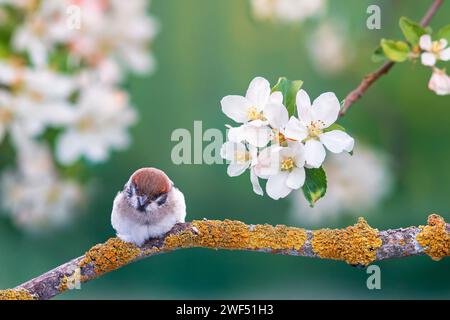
[339,0,444,117]
[0,214,448,300]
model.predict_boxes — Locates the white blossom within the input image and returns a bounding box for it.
[307,22,352,75]
[221,129,263,195]
[221,77,287,147]
[0,0,156,232]
[251,0,325,23]
[12,0,71,67]
[220,77,354,201]
[428,68,450,95]
[419,34,450,67]
[254,142,306,200]
[0,63,76,141]
[56,85,136,165]
[284,89,354,168]
[290,145,392,225]
[0,139,82,232]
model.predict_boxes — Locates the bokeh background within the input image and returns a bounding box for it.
[1,0,449,299]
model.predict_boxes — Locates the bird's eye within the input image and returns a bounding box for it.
[156,193,168,206]
[126,187,132,197]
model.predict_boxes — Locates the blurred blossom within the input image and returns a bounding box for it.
[0,63,76,139]
[13,0,70,67]
[0,139,82,232]
[290,145,393,225]
[307,22,353,76]
[428,68,450,96]
[251,0,326,23]
[56,85,136,165]
[0,0,157,231]
[10,0,158,73]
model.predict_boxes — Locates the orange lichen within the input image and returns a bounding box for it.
[0,289,36,300]
[416,214,449,261]
[311,217,382,266]
[79,237,141,276]
[164,220,307,252]
[59,277,69,293]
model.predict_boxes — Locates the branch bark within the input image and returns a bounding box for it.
[0,214,448,300]
[339,0,444,117]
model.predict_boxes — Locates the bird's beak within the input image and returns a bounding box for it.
[137,195,148,209]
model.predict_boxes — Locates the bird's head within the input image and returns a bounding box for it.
[125,168,172,212]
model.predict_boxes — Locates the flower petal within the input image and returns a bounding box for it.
[221,95,251,123]
[429,69,450,95]
[292,142,306,167]
[319,130,355,153]
[286,167,305,189]
[439,39,448,49]
[269,91,283,105]
[440,47,450,61]
[245,77,271,109]
[421,52,436,66]
[227,162,250,177]
[284,116,308,141]
[56,131,83,165]
[296,89,313,123]
[250,168,264,196]
[243,124,272,147]
[266,172,291,200]
[419,34,432,51]
[254,146,281,178]
[304,139,326,168]
[227,125,245,143]
[264,102,288,129]
[220,141,246,161]
[311,92,340,128]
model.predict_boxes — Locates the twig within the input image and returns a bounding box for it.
[0,214,448,300]
[339,0,444,117]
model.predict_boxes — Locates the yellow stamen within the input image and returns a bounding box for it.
[77,116,95,131]
[281,157,295,172]
[247,107,266,121]
[235,151,250,164]
[0,108,14,124]
[307,121,324,138]
[46,186,60,204]
[431,41,443,54]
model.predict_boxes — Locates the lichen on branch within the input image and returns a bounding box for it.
[0,214,448,300]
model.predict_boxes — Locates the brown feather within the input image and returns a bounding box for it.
[130,168,171,197]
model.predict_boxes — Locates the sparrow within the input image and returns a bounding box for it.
[111,167,186,246]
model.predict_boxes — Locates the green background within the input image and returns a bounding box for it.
[1,0,449,299]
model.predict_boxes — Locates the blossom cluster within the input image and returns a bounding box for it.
[379,18,450,95]
[220,77,354,201]
[419,34,450,95]
[0,0,157,230]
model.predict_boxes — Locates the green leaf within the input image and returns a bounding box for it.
[271,77,303,117]
[302,167,327,207]
[437,24,450,43]
[399,17,426,45]
[372,46,387,63]
[324,123,346,133]
[380,39,410,62]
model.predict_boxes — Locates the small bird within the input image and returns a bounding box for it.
[111,167,186,246]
